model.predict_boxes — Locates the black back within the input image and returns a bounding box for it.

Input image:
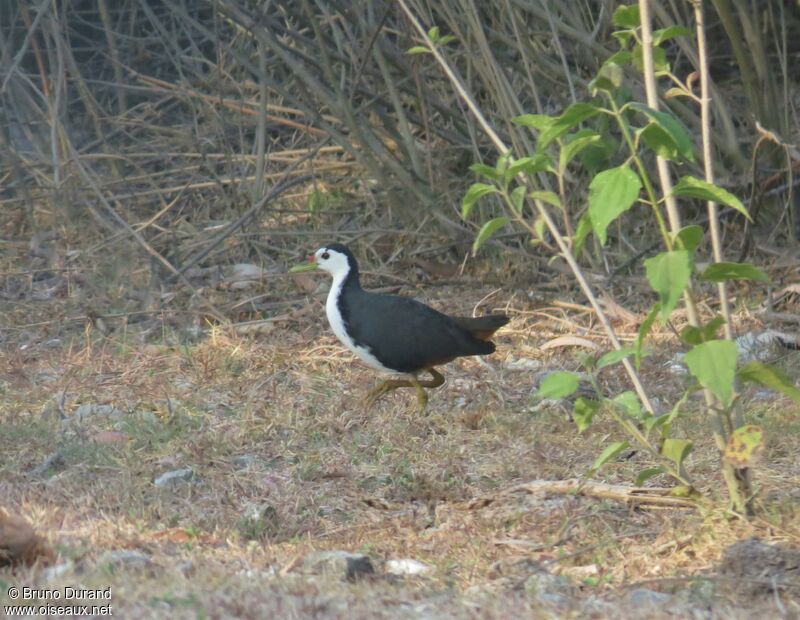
[328,244,504,373]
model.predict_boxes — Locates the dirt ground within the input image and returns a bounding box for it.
[2,267,800,619]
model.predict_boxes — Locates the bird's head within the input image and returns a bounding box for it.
[290,243,357,279]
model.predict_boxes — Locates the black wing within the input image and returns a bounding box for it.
[341,291,494,373]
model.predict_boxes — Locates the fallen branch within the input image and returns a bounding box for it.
[468,478,698,510]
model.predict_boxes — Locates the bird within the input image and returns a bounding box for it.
[297,243,509,410]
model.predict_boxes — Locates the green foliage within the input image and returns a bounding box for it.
[644,250,692,320]
[590,441,629,473]
[700,262,769,282]
[684,340,738,407]
[661,438,693,470]
[673,225,704,251]
[672,176,750,220]
[461,3,781,511]
[472,217,509,254]
[573,398,600,433]
[535,371,581,400]
[737,362,800,404]
[628,103,695,162]
[587,165,642,245]
[724,425,763,467]
[461,183,497,218]
[680,316,726,345]
[537,103,601,149]
[407,26,456,54]
[597,347,636,369]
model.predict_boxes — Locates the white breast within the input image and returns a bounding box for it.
[325,274,398,374]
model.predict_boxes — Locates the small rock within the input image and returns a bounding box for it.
[232,455,257,470]
[538,592,573,612]
[504,356,542,371]
[237,503,279,540]
[385,559,431,576]
[154,468,195,488]
[0,510,56,567]
[135,410,159,424]
[524,569,574,597]
[42,561,73,581]
[73,403,122,423]
[178,560,195,577]
[99,550,153,572]
[300,550,374,581]
[624,588,672,606]
[718,537,800,596]
[30,451,66,477]
[562,563,598,580]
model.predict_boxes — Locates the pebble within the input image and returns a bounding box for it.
[154,468,196,488]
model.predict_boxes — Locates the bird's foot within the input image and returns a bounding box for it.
[364,381,393,410]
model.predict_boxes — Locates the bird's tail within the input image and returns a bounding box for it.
[451,314,509,342]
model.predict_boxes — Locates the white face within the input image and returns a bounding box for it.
[314,247,350,277]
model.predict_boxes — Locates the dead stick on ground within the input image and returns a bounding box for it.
[467,479,697,510]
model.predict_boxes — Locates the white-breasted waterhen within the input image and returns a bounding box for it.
[293,243,509,410]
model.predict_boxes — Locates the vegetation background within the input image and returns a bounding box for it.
[1,1,799,618]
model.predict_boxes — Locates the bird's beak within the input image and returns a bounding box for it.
[289,254,318,273]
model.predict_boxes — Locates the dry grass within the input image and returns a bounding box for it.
[2,284,800,618]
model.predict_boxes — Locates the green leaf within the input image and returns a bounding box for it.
[462,183,497,219]
[590,62,624,92]
[629,103,695,162]
[684,340,738,406]
[536,371,581,399]
[513,114,554,130]
[673,225,704,252]
[635,303,659,370]
[672,176,750,221]
[665,86,692,99]
[509,186,526,214]
[597,347,636,369]
[653,25,691,46]
[587,165,642,245]
[591,441,630,471]
[643,413,670,434]
[737,361,800,404]
[661,438,693,468]
[438,35,456,46]
[633,45,669,73]
[644,251,692,320]
[639,123,680,161]
[539,103,601,149]
[634,467,665,487]
[494,152,511,180]
[472,216,508,254]
[427,26,440,41]
[612,391,641,417]
[407,46,430,55]
[573,214,593,256]
[560,131,602,171]
[469,163,501,182]
[573,398,600,433]
[724,425,763,468]
[699,262,769,283]
[529,190,562,209]
[533,216,547,241]
[607,51,634,66]
[506,154,551,182]
[613,5,640,28]
[681,316,726,345]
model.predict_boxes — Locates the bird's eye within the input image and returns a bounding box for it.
[321,252,330,260]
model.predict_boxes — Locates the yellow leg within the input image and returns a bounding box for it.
[363,369,445,411]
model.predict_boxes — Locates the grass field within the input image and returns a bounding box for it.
[2,277,800,618]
